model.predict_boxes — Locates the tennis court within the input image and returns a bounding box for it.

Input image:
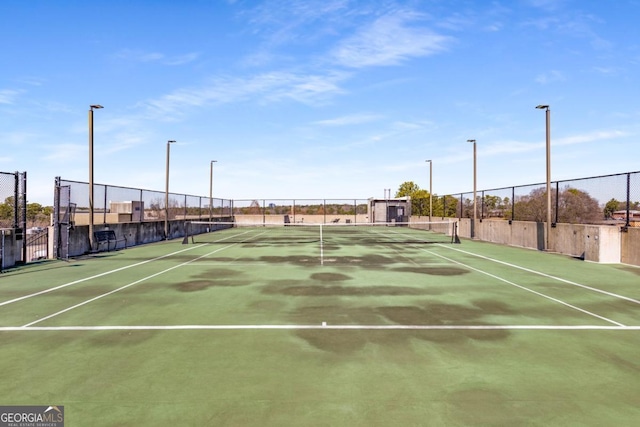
[1,222,639,426]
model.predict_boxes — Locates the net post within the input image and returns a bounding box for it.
[182,221,190,244]
[453,221,461,244]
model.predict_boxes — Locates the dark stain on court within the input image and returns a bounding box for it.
[292,301,510,354]
[392,266,469,276]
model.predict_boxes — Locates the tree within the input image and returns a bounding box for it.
[395,181,420,197]
[557,187,600,223]
[514,186,601,223]
[439,195,459,218]
[604,198,620,219]
[395,181,434,216]
[0,196,15,220]
[513,188,551,222]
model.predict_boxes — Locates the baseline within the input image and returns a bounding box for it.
[439,244,640,305]
[3,324,640,332]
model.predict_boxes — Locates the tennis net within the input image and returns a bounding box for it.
[183,220,460,245]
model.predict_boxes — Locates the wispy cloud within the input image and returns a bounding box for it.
[331,10,451,68]
[144,71,350,118]
[113,49,199,65]
[438,129,629,165]
[2,130,39,145]
[527,0,567,12]
[42,143,85,161]
[313,113,382,126]
[535,70,565,84]
[244,0,352,46]
[592,66,620,75]
[164,52,201,65]
[114,49,163,62]
[523,4,612,51]
[0,89,22,104]
[555,130,628,146]
[16,76,45,86]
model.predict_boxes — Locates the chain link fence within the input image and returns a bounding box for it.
[58,171,640,228]
[423,171,640,226]
[231,199,370,223]
[0,172,20,229]
[58,178,233,224]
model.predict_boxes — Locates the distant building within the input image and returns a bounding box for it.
[611,210,640,226]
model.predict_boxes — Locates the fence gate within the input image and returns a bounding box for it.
[1,171,27,270]
[54,179,74,260]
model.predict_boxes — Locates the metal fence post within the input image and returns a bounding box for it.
[13,171,19,229]
[626,173,631,229]
[554,181,559,225]
[511,186,515,223]
[103,184,108,224]
[20,172,27,263]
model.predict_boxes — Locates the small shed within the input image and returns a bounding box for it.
[367,197,411,223]
[110,201,144,222]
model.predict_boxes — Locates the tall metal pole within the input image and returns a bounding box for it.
[88,104,103,251]
[537,105,551,251]
[467,139,477,238]
[209,160,217,221]
[426,160,432,223]
[165,140,176,239]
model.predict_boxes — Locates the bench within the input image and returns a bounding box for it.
[93,230,127,252]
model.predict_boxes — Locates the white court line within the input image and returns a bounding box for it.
[379,230,625,326]
[439,245,640,305]
[384,229,640,327]
[2,324,640,332]
[319,224,324,265]
[1,229,259,310]
[0,244,207,308]
[22,244,238,327]
[420,248,625,327]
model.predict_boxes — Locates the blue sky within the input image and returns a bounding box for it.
[1,0,639,205]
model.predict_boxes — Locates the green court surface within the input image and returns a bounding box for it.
[1,225,640,426]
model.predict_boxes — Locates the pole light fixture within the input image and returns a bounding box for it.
[425,160,432,223]
[165,140,176,240]
[536,104,552,251]
[467,139,477,239]
[209,160,217,221]
[88,104,103,251]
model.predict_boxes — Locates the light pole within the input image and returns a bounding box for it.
[209,160,217,221]
[467,139,477,239]
[88,104,103,251]
[536,105,552,251]
[425,160,432,223]
[165,140,176,240]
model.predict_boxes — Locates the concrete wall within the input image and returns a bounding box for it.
[621,227,640,266]
[416,217,635,266]
[62,219,226,258]
[4,216,637,268]
[1,229,20,270]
